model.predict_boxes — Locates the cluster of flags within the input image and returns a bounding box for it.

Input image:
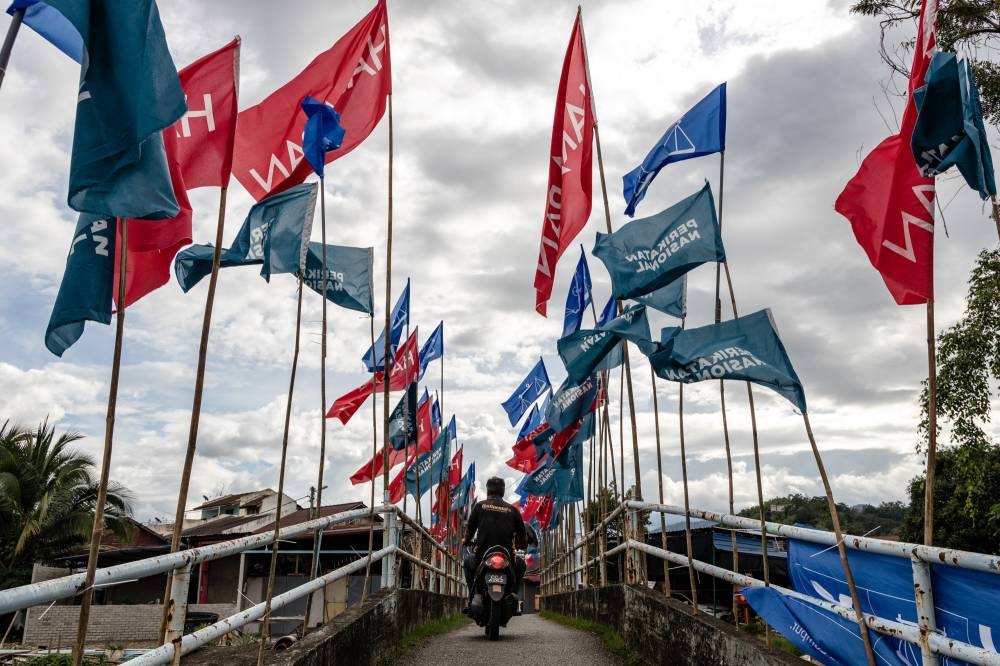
[34,0,393,356]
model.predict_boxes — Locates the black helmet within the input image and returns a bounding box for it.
[486,476,505,498]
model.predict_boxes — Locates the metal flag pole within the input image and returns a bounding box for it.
[382,93,394,508]
[256,274,305,666]
[0,8,25,92]
[802,412,877,666]
[159,184,232,642]
[72,219,129,666]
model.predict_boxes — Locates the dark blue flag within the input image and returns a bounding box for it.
[7,1,83,61]
[28,0,186,219]
[388,383,418,451]
[501,358,552,426]
[174,183,318,291]
[634,274,686,319]
[302,242,374,314]
[596,296,617,328]
[301,95,346,178]
[623,83,726,217]
[562,247,593,337]
[405,426,450,499]
[912,52,996,199]
[595,182,724,300]
[553,432,586,502]
[649,309,806,411]
[446,414,457,441]
[516,404,542,442]
[544,373,599,432]
[363,280,409,372]
[45,214,116,356]
[418,321,444,379]
[431,394,442,431]
[557,304,654,381]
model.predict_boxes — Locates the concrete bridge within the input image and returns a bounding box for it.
[2,501,998,665]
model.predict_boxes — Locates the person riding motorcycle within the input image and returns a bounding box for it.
[462,476,527,611]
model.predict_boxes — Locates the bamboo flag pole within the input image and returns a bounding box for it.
[650,366,670,595]
[362,315,377,604]
[0,8,25,92]
[803,412,877,666]
[256,275,305,666]
[72,219,129,666]
[990,195,1000,240]
[677,377,698,613]
[382,93,394,507]
[159,186,231,641]
[924,297,938,546]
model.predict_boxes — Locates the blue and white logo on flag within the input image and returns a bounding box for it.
[501,358,552,427]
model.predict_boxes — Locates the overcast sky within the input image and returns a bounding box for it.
[1,0,997,525]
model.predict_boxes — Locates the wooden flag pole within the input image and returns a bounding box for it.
[159,186,231,641]
[990,195,1000,240]
[382,93,394,506]
[361,315,378,604]
[72,219,129,666]
[256,275,305,666]
[924,296,938,546]
[803,412,877,666]
[677,379,698,614]
[650,366,670,595]
[0,8,25,92]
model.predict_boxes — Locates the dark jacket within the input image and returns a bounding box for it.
[463,496,527,560]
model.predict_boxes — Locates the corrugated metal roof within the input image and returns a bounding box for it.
[181,514,262,537]
[712,530,788,558]
[647,516,717,533]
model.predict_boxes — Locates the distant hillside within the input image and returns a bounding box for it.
[737,494,905,538]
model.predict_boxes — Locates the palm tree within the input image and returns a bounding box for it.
[0,420,134,589]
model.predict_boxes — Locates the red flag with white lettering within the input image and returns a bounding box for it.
[326,328,418,423]
[448,447,463,488]
[534,11,594,316]
[175,37,241,189]
[834,0,937,305]
[232,1,390,200]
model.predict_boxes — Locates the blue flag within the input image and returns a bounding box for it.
[596,296,617,328]
[516,404,542,442]
[302,242,374,314]
[174,184,318,291]
[25,0,187,219]
[405,426,450,499]
[7,1,83,61]
[595,182,724,300]
[649,309,807,412]
[558,304,654,381]
[623,83,726,217]
[912,52,996,199]
[45,215,116,356]
[544,373,599,432]
[634,274,686,319]
[552,432,585,502]
[431,395,442,431]
[363,280,409,372]
[501,358,552,426]
[446,414,457,441]
[418,321,444,379]
[300,96,346,178]
[562,247,593,337]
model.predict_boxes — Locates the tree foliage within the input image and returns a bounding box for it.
[738,494,907,537]
[851,0,1000,125]
[0,420,134,589]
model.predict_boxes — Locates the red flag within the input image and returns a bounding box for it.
[232,1,391,200]
[174,37,241,189]
[114,40,241,307]
[416,396,433,454]
[505,452,548,474]
[533,11,594,316]
[388,451,415,503]
[349,396,431,484]
[835,0,938,305]
[549,416,584,461]
[326,328,419,423]
[535,496,555,529]
[520,495,545,523]
[448,447,463,488]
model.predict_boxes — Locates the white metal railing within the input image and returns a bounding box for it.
[538,499,1000,666]
[0,504,465,665]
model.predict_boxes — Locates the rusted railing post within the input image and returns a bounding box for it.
[912,555,940,666]
[165,563,192,666]
[381,510,398,589]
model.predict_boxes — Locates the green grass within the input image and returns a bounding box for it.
[378,613,471,665]
[539,610,652,666]
[740,617,805,658]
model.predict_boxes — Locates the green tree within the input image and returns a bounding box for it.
[851,0,1000,124]
[0,420,134,589]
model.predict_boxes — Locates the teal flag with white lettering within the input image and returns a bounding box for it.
[593,182,724,300]
[648,309,806,411]
[302,242,374,314]
[45,214,116,356]
[557,304,653,381]
[544,374,599,432]
[175,184,317,291]
[634,274,686,319]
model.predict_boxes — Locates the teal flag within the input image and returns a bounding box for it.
[405,427,450,499]
[544,374,599,432]
[302,242,374,314]
[44,0,186,219]
[912,52,996,199]
[634,274,686,319]
[557,304,653,381]
[648,309,806,411]
[175,184,318,291]
[594,182,724,300]
[45,214,116,356]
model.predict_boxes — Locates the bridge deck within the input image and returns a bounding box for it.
[392,614,623,665]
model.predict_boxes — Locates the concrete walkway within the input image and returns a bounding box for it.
[392,613,624,665]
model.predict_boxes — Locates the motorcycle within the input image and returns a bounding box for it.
[469,545,521,640]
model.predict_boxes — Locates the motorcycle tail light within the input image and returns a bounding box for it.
[487,553,508,569]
